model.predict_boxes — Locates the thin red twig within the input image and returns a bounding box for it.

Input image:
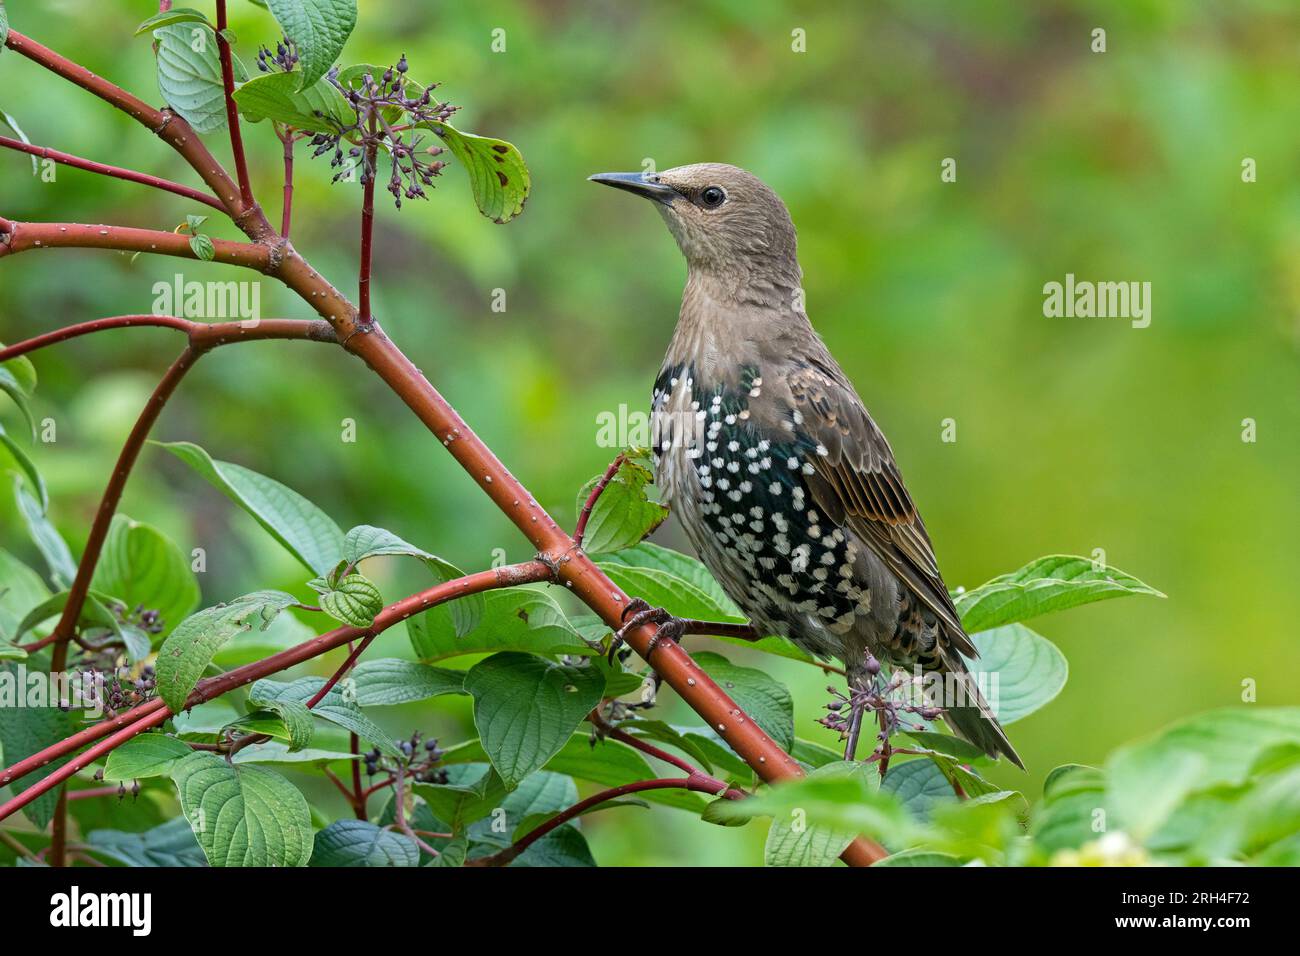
[573,452,624,549]
[474,773,739,867]
[0,136,224,210]
[215,1,255,210]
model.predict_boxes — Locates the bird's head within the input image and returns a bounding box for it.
[589,163,799,283]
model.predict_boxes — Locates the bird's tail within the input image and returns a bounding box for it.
[935,653,1025,770]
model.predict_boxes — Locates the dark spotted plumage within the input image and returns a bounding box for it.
[597,162,1021,768]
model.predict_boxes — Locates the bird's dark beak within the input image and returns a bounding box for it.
[588,171,677,204]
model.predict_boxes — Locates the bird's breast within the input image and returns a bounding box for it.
[650,361,879,661]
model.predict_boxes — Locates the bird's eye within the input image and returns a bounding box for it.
[699,186,726,208]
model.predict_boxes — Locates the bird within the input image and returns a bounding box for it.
[588,163,1022,768]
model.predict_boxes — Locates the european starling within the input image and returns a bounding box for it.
[589,164,1022,768]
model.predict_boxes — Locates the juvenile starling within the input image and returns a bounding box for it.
[589,164,1022,768]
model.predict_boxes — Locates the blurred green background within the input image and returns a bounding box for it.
[2,0,1299,865]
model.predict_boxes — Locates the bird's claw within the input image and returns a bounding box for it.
[606,598,686,663]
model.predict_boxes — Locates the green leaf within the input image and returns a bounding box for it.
[103,733,193,781]
[1105,707,1300,841]
[597,559,740,623]
[464,652,606,789]
[575,456,668,554]
[231,742,359,765]
[85,818,206,867]
[248,675,400,757]
[963,623,1067,725]
[346,658,465,706]
[310,820,419,866]
[156,440,344,574]
[422,121,530,223]
[414,766,508,834]
[170,751,313,867]
[0,360,36,440]
[765,816,855,867]
[12,477,76,587]
[692,651,794,753]
[155,590,298,713]
[0,420,45,510]
[152,24,245,134]
[955,555,1164,633]
[473,770,577,846]
[234,70,352,132]
[1032,764,1106,854]
[265,0,356,88]
[188,233,215,260]
[0,548,50,622]
[318,571,383,626]
[91,514,201,639]
[0,645,26,661]
[407,587,590,662]
[0,663,81,828]
[254,698,315,751]
[0,3,8,49]
[135,7,211,37]
[0,109,38,175]
[881,758,959,822]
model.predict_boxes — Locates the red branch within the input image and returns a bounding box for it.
[0,136,224,210]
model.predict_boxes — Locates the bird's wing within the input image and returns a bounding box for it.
[785,357,977,658]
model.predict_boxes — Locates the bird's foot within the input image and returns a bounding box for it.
[606,598,760,664]
[607,598,685,665]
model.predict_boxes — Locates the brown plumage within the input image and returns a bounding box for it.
[590,163,1022,768]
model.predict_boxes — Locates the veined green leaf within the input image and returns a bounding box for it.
[103,733,193,781]
[11,477,76,587]
[152,23,247,134]
[317,571,383,626]
[91,514,201,639]
[422,121,530,223]
[155,591,298,713]
[155,440,344,574]
[265,0,356,88]
[955,555,1164,633]
[135,7,210,37]
[347,658,465,706]
[309,820,419,866]
[234,69,351,132]
[961,624,1067,725]
[464,652,606,789]
[407,587,589,662]
[170,751,313,867]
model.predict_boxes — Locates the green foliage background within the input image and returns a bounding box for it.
[2,0,1299,864]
